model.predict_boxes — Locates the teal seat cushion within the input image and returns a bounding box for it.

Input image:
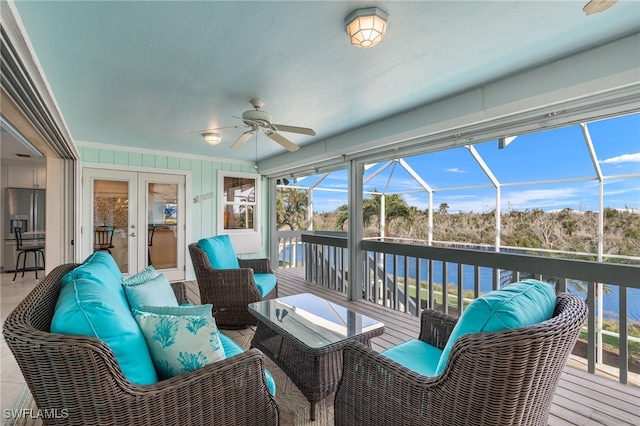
[61,252,125,303]
[435,279,556,375]
[254,273,277,297]
[220,334,276,396]
[51,277,159,385]
[381,339,442,377]
[197,235,240,269]
[122,273,179,311]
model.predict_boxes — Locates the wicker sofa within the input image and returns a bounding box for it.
[3,263,279,426]
[334,291,587,426]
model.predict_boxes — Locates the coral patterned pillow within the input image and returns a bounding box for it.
[133,310,226,379]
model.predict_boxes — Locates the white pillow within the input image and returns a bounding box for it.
[133,310,226,379]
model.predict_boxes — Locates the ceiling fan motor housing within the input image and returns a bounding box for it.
[242,109,272,127]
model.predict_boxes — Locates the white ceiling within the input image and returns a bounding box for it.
[7,1,640,164]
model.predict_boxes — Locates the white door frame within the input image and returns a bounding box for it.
[82,166,188,281]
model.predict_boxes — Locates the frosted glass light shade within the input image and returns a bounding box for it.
[345,7,389,49]
[203,133,221,145]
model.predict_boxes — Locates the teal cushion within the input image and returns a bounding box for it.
[133,310,226,380]
[51,277,158,385]
[381,339,443,377]
[435,279,557,375]
[197,235,240,269]
[122,273,179,311]
[220,333,244,358]
[254,273,277,297]
[122,265,159,286]
[219,334,276,396]
[137,304,213,317]
[61,252,125,303]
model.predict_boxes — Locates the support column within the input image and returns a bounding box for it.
[348,160,364,301]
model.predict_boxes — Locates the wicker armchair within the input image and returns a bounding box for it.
[189,243,278,327]
[3,264,279,426]
[335,292,587,426]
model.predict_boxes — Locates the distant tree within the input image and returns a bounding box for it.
[562,218,579,236]
[438,203,449,214]
[276,188,308,230]
[334,191,413,231]
[335,204,349,230]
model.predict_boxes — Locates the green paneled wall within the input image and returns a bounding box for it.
[78,145,268,258]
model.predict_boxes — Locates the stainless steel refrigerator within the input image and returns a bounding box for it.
[3,187,46,272]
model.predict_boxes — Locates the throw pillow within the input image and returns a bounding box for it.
[133,310,226,379]
[122,273,179,311]
[122,265,159,286]
[137,304,213,317]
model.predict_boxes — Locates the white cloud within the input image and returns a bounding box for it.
[445,168,466,173]
[600,152,640,164]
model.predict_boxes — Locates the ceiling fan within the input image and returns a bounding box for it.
[194,100,316,152]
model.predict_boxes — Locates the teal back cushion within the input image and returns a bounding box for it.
[197,235,240,269]
[51,277,159,385]
[62,252,125,303]
[434,279,557,375]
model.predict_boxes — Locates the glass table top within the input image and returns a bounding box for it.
[248,293,384,348]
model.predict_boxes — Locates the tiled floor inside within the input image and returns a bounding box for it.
[1,271,39,412]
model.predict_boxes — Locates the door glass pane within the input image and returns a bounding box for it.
[147,183,178,269]
[93,179,128,273]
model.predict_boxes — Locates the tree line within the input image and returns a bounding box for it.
[277,188,640,260]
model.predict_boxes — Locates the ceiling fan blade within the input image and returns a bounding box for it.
[266,131,300,152]
[189,125,245,134]
[231,131,255,149]
[271,124,316,136]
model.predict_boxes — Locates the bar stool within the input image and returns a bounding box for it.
[13,227,45,281]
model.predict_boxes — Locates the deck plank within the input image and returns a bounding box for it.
[184,267,640,426]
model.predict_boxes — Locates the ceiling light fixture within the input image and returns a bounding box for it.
[344,7,389,49]
[202,132,221,145]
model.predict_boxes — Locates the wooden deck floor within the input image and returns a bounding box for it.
[186,268,639,426]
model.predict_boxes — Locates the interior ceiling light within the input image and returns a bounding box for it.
[202,132,221,145]
[583,0,617,15]
[344,7,389,48]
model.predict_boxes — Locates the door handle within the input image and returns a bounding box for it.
[130,232,136,237]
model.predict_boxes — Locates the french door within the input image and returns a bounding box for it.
[82,168,186,281]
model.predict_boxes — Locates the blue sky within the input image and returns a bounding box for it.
[293,113,640,213]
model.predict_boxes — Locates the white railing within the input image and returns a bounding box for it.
[289,231,640,386]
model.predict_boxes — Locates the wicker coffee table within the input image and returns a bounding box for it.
[248,293,384,420]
